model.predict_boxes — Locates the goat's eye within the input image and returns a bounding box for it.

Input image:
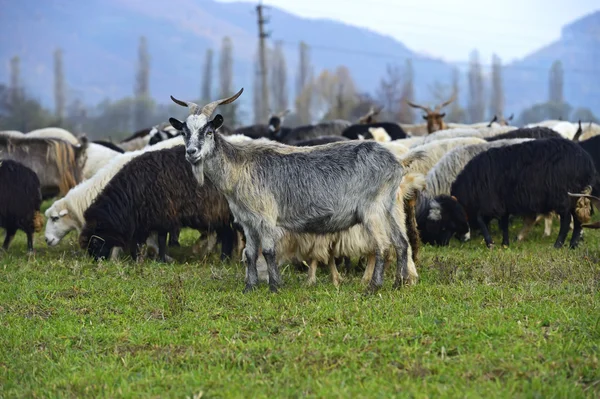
[207,131,213,136]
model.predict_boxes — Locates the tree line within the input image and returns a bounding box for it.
[1,37,597,139]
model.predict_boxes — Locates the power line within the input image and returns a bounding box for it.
[273,39,600,76]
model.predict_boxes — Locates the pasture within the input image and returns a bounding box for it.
[1,202,599,398]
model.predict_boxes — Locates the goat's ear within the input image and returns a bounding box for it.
[169,118,184,131]
[439,113,446,118]
[213,114,224,129]
[422,115,428,121]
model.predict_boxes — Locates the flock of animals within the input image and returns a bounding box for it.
[2,91,600,293]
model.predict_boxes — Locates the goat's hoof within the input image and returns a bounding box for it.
[365,283,381,295]
[269,284,279,293]
[243,284,257,293]
[306,278,316,286]
[553,242,564,249]
[486,243,495,249]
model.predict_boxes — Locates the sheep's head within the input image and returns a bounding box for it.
[45,204,77,246]
[419,195,469,246]
[268,109,290,138]
[407,94,456,134]
[169,89,243,184]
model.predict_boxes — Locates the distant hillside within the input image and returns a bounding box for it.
[504,11,600,115]
[0,0,454,119]
[0,1,598,121]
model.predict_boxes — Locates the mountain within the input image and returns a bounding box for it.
[0,0,454,119]
[504,11,600,115]
[0,0,598,122]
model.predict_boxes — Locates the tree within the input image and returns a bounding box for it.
[548,60,564,104]
[397,59,415,124]
[518,102,572,126]
[311,66,357,121]
[467,50,485,123]
[270,41,288,113]
[295,41,312,124]
[54,49,66,122]
[134,36,151,130]
[201,49,214,102]
[218,37,238,126]
[447,68,466,123]
[489,54,504,120]
[572,107,599,124]
[377,64,402,121]
[0,84,55,132]
[9,56,22,105]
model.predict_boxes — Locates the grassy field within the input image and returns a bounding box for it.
[1,202,600,398]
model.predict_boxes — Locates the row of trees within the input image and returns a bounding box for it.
[1,36,598,138]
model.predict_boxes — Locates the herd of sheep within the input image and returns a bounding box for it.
[2,90,600,293]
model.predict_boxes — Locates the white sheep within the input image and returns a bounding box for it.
[406,137,487,175]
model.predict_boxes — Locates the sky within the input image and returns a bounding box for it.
[219,0,598,64]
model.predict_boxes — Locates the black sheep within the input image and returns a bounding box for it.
[485,126,562,142]
[416,195,469,246]
[451,138,596,249]
[577,135,600,195]
[0,160,44,252]
[342,122,407,141]
[79,146,234,262]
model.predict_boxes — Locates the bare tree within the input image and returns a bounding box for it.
[448,68,466,123]
[489,54,504,120]
[134,36,150,130]
[201,49,214,102]
[54,48,66,122]
[397,59,415,123]
[271,41,288,113]
[377,64,402,121]
[468,49,485,123]
[9,56,21,105]
[548,60,564,104]
[295,41,312,124]
[218,36,238,126]
[313,66,357,121]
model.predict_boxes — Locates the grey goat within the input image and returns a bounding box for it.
[169,89,418,293]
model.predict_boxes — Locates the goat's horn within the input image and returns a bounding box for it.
[406,100,431,112]
[568,192,600,202]
[170,96,200,115]
[435,92,456,111]
[201,88,244,118]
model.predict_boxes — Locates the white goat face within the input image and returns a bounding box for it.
[44,208,74,246]
[169,114,223,166]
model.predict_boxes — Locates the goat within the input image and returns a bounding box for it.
[169,89,418,293]
[406,93,456,134]
[0,160,44,252]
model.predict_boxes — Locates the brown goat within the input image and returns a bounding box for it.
[407,93,456,134]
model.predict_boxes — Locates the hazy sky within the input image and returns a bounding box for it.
[220,0,598,63]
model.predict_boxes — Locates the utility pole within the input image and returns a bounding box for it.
[256,2,270,121]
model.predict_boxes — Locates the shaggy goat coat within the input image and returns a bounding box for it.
[0,160,43,252]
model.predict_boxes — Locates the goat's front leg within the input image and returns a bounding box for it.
[261,233,282,293]
[243,228,260,293]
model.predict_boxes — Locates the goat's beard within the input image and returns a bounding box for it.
[192,161,205,186]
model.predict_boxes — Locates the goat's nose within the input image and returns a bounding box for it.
[186,147,198,156]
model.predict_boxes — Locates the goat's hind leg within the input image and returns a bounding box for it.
[243,228,261,293]
[260,231,282,293]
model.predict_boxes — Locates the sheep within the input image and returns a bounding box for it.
[406,93,456,133]
[485,126,563,142]
[44,136,184,247]
[405,137,487,175]
[0,130,25,138]
[169,89,419,293]
[451,138,596,249]
[421,126,516,144]
[0,136,86,199]
[79,140,123,180]
[276,120,351,145]
[549,121,582,140]
[341,123,407,141]
[27,127,80,145]
[393,137,426,148]
[92,140,125,153]
[0,160,44,252]
[119,127,156,151]
[579,122,600,141]
[79,146,234,262]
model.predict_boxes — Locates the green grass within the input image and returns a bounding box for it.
[1,202,600,398]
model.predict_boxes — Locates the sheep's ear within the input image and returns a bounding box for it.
[213,114,224,129]
[59,209,68,217]
[169,118,184,131]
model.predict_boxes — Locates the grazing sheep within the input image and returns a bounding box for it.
[485,126,562,142]
[405,137,487,175]
[80,140,123,180]
[79,146,234,262]
[451,138,596,249]
[0,160,43,252]
[0,136,85,198]
[44,136,184,247]
[342,123,407,141]
[27,127,79,145]
[169,89,418,293]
